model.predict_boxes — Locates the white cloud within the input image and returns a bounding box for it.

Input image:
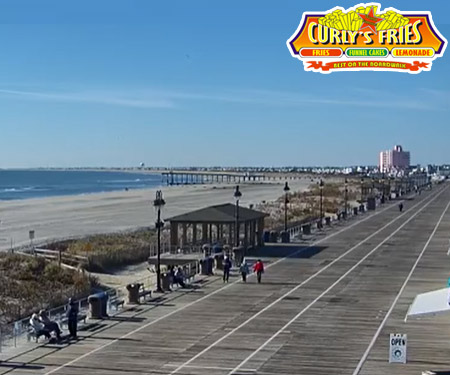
[0,89,174,109]
[0,86,443,111]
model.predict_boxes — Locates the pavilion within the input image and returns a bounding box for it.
[166,203,268,250]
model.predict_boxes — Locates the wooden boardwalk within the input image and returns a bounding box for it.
[1,183,450,375]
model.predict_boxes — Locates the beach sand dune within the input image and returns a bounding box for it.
[0,180,313,251]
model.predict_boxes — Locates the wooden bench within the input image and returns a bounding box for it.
[138,285,152,302]
[185,265,197,283]
[109,296,125,310]
[27,327,46,343]
[107,290,125,310]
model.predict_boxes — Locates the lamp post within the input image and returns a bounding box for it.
[344,178,348,217]
[153,190,165,293]
[381,173,385,203]
[389,176,393,199]
[283,182,290,232]
[360,177,364,202]
[319,179,324,225]
[234,185,242,247]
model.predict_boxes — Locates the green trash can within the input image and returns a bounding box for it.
[280,231,290,243]
[215,254,224,270]
[88,293,103,319]
[302,224,311,235]
[126,283,141,304]
[161,273,171,291]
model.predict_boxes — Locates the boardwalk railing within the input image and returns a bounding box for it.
[0,296,90,354]
[270,201,374,242]
[0,259,197,356]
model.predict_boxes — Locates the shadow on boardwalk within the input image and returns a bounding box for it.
[0,362,45,371]
[248,244,328,259]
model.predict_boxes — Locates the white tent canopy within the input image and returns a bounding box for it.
[405,287,450,322]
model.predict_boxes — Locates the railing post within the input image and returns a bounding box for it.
[14,321,19,347]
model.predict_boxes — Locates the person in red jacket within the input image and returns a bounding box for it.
[253,259,264,284]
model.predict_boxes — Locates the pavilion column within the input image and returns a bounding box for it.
[192,223,197,245]
[228,223,233,245]
[202,223,208,242]
[219,224,223,242]
[181,223,187,247]
[250,221,256,247]
[216,224,220,242]
[170,221,178,248]
[257,218,264,246]
[244,221,248,248]
[209,224,212,243]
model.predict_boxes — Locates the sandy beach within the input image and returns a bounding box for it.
[0,179,320,251]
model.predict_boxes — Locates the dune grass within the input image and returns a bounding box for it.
[257,182,360,229]
[48,228,168,273]
[0,253,95,325]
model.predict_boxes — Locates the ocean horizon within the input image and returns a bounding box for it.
[0,170,162,201]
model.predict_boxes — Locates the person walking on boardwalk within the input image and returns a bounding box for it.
[67,298,79,339]
[253,259,264,284]
[223,255,232,283]
[239,258,250,282]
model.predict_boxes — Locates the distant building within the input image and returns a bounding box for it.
[379,145,410,172]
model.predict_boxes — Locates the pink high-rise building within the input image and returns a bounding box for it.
[379,145,410,172]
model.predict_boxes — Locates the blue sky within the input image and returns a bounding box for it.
[0,0,448,168]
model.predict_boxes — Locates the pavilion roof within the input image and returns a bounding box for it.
[166,203,268,224]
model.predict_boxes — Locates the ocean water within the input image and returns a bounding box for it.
[0,170,162,200]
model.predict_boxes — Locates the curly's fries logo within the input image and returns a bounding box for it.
[287,3,447,73]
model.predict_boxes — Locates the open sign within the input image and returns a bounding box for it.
[389,333,407,364]
[391,337,406,346]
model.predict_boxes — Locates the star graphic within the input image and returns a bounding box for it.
[357,7,384,34]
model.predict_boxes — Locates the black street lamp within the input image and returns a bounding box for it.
[389,176,393,199]
[153,190,165,293]
[381,173,385,202]
[283,182,290,231]
[234,185,242,247]
[319,179,324,224]
[344,178,348,217]
[371,177,375,197]
[360,177,364,202]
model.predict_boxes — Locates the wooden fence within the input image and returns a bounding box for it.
[31,248,88,270]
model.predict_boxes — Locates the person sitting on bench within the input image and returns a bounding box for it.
[174,267,186,288]
[39,310,62,340]
[29,313,51,340]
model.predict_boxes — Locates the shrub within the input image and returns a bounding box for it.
[0,254,94,325]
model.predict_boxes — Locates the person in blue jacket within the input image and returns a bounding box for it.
[239,259,250,282]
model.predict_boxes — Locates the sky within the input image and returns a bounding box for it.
[0,0,448,168]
